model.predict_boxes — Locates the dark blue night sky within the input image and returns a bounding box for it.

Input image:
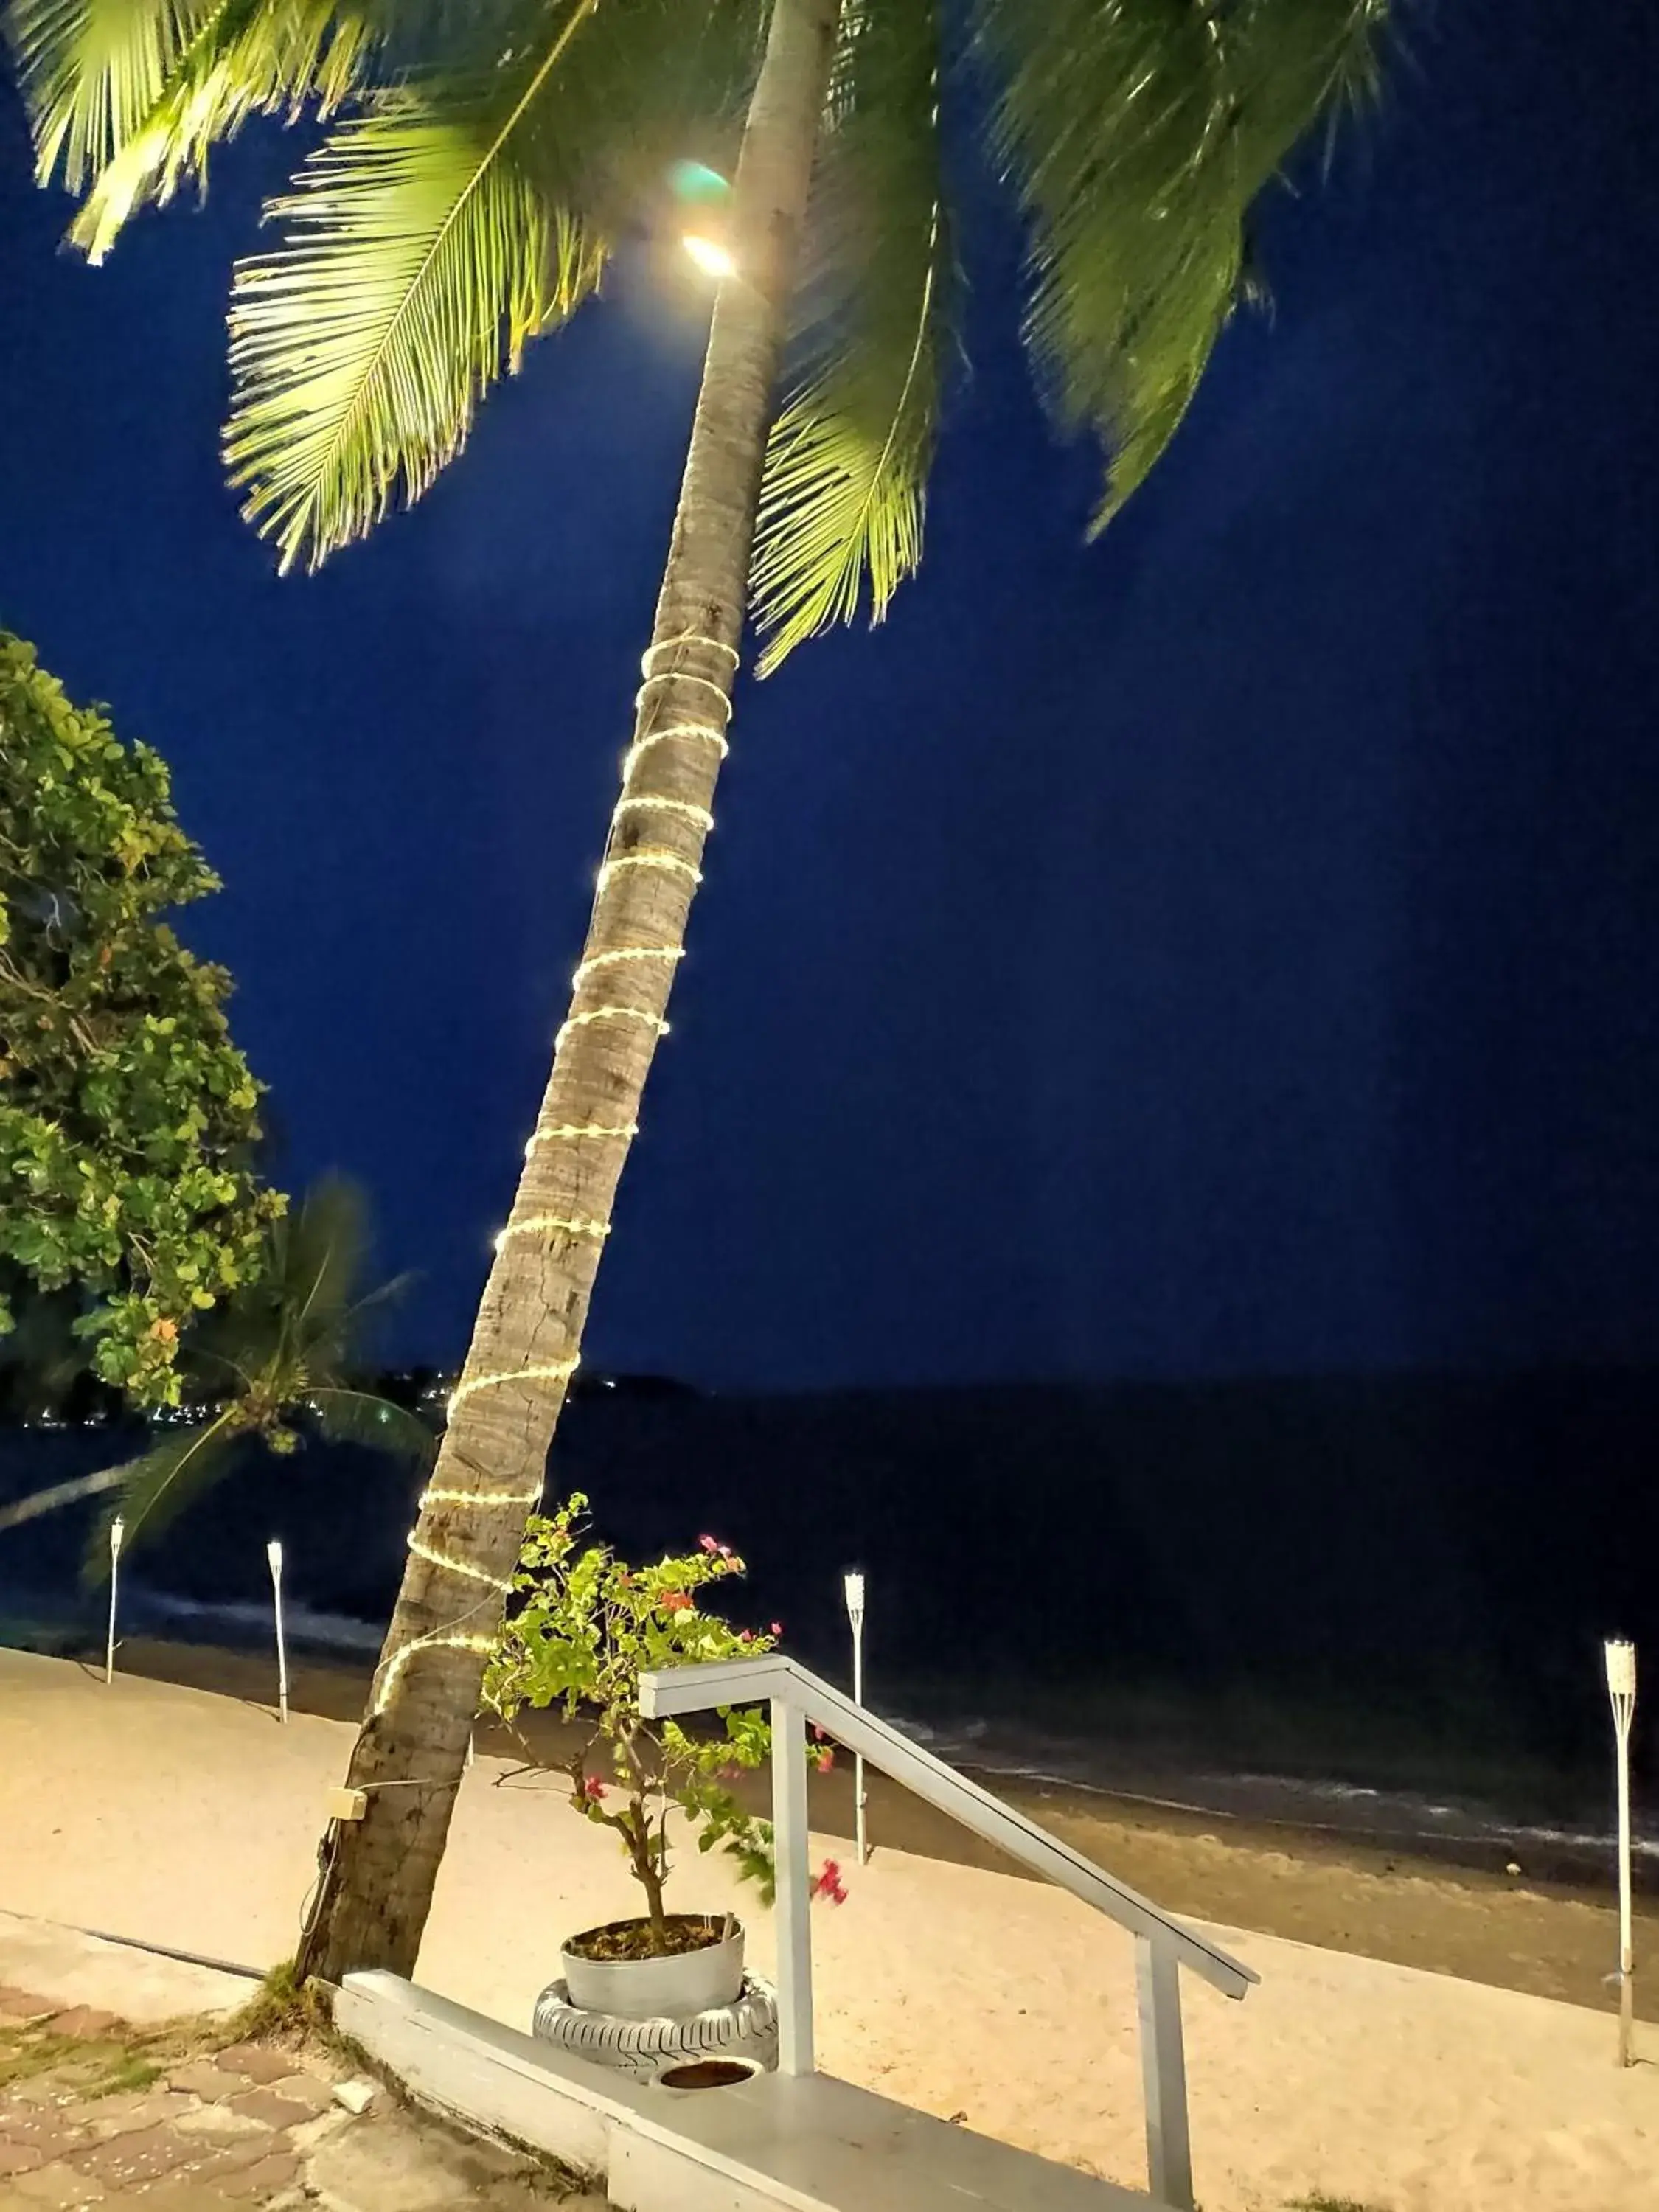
[3,0,1658,1389]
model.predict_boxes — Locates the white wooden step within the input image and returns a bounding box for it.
[337,1973,1166,2212]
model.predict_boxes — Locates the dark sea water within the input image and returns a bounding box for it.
[4,1368,1655,1888]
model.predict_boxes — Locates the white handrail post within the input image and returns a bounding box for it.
[1135,1935,1194,2211]
[771,1689,815,2076]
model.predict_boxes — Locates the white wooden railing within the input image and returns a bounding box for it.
[639,1655,1256,2211]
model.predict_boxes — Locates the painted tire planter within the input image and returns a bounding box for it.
[560,1917,746,2020]
[532,1972,779,2084]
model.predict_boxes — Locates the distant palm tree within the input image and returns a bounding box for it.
[0,1178,431,1572]
[6,0,1394,1978]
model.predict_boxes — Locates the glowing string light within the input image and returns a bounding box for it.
[419,1484,543,1510]
[642,634,740,670]
[614,795,715,832]
[555,1005,669,1053]
[495,1214,610,1250]
[371,1630,497,1717]
[446,1358,579,1416]
[633,669,734,717]
[597,849,702,893]
[627,722,729,765]
[525,1123,637,1153]
[407,1532,515,1590]
[573,947,682,985]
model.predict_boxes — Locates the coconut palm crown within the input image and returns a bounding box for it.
[3,0,1395,1983]
[7,0,1388,667]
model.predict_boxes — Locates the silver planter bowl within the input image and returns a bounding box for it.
[560,1918,745,2022]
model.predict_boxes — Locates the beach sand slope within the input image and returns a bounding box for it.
[1,1649,1652,2212]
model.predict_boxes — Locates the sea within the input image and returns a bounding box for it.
[4,1368,1655,1892]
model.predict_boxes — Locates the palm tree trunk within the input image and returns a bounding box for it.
[0,1464,123,1534]
[295,0,842,1986]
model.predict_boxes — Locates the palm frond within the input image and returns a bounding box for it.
[6,0,206,192]
[224,8,611,571]
[65,0,382,263]
[0,1461,124,1537]
[223,0,764,571]
[978,0,1388,526]
[307,1387,434,1463]
[273,1172,369,1331]
[80,1409,240,1583]
[751,0,950,672]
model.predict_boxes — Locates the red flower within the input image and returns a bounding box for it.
[812,1725,827,1740]
[810,1859,848,1907]
[582,1776,607,1803]
[699,1534,719,1554]
[769,1622,783,1638]
[738,1630,754,1644]
[818,1750,835,1772]
[661,1590,694,1613]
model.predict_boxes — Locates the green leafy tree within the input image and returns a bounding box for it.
[484,1494,837,1948]
[0,630,282,1406]
[4,0,1394,1979]
[0,1175,433,1570]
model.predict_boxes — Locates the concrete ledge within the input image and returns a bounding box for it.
[336,1972,1165,2211]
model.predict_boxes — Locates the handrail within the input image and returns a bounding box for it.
[641,1654,1254,1998]
[639,1652,1257,2211]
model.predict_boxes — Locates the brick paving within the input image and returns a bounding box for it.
[0,1989,601,2210]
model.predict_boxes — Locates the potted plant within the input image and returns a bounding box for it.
[484,1494,841,2034]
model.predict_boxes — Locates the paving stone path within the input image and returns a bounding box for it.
[0,1986,601,2211]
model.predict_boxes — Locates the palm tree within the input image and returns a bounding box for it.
[6,0,1394,1978]
[0,1178,431,1563]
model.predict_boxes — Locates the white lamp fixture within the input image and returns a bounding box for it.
[843,1570,869,1865]
[268,1540,289,1725]
[1604,1637,1638,2066]
[105,1514,124,1684]
[682,233,737,280]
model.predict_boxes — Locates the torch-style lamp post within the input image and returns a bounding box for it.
[1604,1637,1638,2066]
[268,1540,289,1725]
[844,1569,869,1865]
[104,1514,124,1684]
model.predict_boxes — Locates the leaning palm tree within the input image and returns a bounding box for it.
[0,1177,431,1563]
[6,0,1394,1977]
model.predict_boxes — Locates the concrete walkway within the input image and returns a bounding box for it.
[0,1917,602,2209]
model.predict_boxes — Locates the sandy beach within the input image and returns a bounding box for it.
[84,1633,1659,2023]
[1,1647,1655,2211]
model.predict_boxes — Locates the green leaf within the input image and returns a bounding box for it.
[81,1409,240,1582]
[7,0,208,192]
[224,50,608,573]
[751,0,950,672]
[978,0,1388,526]
[220,0,765,571]
[64,0,382,263]
[307,1386,434,1464]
